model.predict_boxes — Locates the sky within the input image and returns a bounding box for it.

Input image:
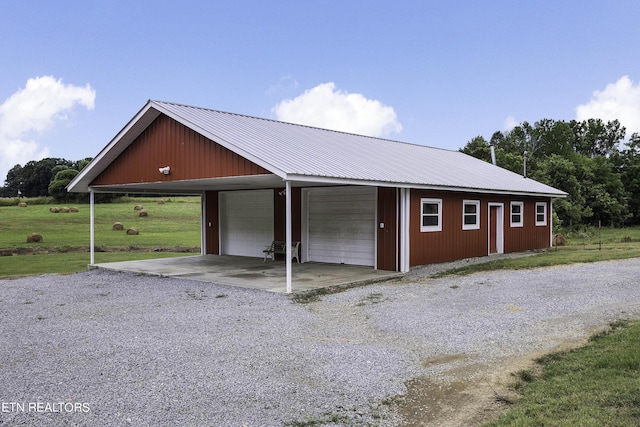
[1,0,640,183]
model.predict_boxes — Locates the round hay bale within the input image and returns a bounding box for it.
[126,227,139,235]
[27,233,43,243]
[553,234,568,246]
[69,207,79,213]
[60,207,70,213]
[138,210,148,217]
[112,222,124,231]
[134,205,144,211]
[18,202,27,207]
[50,207,60,213]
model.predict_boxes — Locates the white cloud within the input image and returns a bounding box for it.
[0,76,96,183]
[272,82,402,137]
[266,75,299,96]
[503,115,518,132]
[576,75,640,135]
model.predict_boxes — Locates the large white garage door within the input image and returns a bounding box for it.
[219,190,273,257]
[306,186,376,266]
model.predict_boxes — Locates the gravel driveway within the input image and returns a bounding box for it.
[1,258,639,426]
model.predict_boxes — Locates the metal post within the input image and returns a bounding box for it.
[399,188,410,273]
[90,189,95,265]
[285,181,292,293]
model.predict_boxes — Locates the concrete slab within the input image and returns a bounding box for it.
[91,255,403,293]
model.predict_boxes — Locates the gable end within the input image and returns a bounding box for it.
[91,114,269,186]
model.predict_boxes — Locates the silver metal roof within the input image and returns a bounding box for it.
[68,100,567,197]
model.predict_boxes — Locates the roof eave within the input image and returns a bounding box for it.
[284,174,568,198]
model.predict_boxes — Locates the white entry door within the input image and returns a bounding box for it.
[219,190,274,257]
[305,186,376,266]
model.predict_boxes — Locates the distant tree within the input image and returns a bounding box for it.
[463,117,634,227]
[48,168,80,203]
[611,132,640,224]
[570,118,625,157]
[3,158,73,197]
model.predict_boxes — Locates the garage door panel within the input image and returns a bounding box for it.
[220,190,273,257]
[307,187,375,266]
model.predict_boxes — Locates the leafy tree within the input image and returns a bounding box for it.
[611,133,640,224]
[48,168,80,203]
[3,158,73,197]
[570,118,625,157]
[460,136,491,162]
[532,154,588,227]
[463,117,634,228]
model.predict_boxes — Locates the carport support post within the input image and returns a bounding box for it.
[286,180,292,293]
[90,189,95,265]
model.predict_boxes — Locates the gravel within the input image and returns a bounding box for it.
[1,258,639,426]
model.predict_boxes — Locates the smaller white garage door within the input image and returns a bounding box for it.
[219,190,274,257]
[306,186,376,266]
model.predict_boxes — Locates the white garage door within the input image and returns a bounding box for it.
[219,190,274,257]
[306,186,376,266]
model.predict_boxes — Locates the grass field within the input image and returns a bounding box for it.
[0,196,201,277]
[434,226,640,277]
[486,320,640,427]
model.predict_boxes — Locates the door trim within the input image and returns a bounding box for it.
[488,203,504,255]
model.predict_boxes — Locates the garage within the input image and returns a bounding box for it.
[219,189,274,257]
[304,186,376,266]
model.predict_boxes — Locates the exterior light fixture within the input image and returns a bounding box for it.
[159,166,171,175]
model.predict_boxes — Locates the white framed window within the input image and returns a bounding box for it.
[510,201,524,227]
[462,200,480,230]
[536,202,547,226]
[420,198,442,232]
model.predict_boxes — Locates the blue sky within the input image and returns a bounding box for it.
[1,0,640,182]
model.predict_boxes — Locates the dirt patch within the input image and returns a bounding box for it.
[393,334,601,426]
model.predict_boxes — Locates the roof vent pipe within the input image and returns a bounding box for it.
[490,143,497,166]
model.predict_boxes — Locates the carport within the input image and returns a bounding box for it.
[90,255,401,293]
[67,100,409,293]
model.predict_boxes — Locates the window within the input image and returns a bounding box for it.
[536,202,547,226]
[510,201,524,227]
[420,198,442,232]
[462,200,480,230]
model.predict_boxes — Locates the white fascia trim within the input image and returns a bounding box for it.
[284,174,567,198]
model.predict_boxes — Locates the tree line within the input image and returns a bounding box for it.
[0,157,112,203]
[461,118,640,229]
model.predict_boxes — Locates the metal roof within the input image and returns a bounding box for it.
[68,100,567,197]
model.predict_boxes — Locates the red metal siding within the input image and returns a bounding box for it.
[274,187,302,243]
[409,190,551,266]
[205,190,219,254]
[503,199,551,253]
[91,114,270,186]
[273,187,302,261]
[377,187,397,271]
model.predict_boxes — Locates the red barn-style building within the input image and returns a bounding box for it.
[68,101,566,291]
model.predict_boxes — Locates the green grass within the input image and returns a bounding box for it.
[0,197,201,277]
[0,196,200,250]
[434,226,640,277]
[0,251,195,278]
[486,321,640,426]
